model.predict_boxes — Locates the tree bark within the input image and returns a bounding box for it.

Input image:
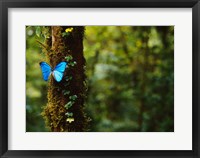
[42,26,89,132]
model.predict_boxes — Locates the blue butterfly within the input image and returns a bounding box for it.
[39,61,68,82]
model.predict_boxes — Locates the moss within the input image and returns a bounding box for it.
[41,26,90,132]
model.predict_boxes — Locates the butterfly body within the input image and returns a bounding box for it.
[39,61,67,82]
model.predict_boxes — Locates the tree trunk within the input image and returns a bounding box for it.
[42,26,89,132]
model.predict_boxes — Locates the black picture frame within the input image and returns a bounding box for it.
[0,0,199,157]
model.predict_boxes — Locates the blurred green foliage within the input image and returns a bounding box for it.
[26,27,48,131]
[26,26,174,132]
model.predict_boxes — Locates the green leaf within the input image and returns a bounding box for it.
[36,26,41,37]
[62,32,69,37]
[68,61,77,67]
[65,55,73,62]
[63,91,70,95]
[66,118,74,123]
[64,101,74,109]
[69,95,78,101]
[65,112,73,117]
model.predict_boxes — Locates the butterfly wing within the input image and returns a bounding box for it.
[53,70,64,82]
[53,61,67,82]
[39,62,52,81]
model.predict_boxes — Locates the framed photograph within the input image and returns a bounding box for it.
[0,0,199,157]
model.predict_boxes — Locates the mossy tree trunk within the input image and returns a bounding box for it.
[42,26,89,132]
